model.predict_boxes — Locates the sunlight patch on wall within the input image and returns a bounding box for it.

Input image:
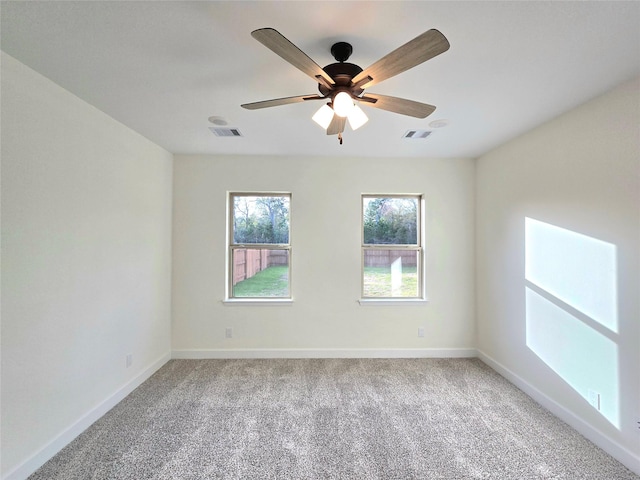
[526,288,619,427]
[525,217,619,428]
[525,218,617,332]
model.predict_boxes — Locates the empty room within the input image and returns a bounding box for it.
[1,1,639,479]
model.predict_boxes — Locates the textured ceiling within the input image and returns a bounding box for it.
[2,1,639,158]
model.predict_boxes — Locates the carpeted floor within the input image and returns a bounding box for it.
[29,358,638,479]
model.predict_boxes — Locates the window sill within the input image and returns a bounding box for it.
[222,298,294,306]
[358,298,429,306]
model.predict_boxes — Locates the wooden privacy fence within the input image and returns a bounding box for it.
[364,249,418,268]
[233,249,288,285]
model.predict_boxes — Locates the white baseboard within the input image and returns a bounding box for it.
[3,352,171,480]
[172,347,478,359]
[477,350,640,476]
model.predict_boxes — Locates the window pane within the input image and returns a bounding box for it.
[232,248,290,298]
[363,197,418,245]
[233,195,290,244]
[363,249,419,298]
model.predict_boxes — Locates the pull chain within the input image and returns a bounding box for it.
[338,132,343,145]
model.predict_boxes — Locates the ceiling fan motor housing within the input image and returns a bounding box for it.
[317,41,365,97]
[319,62,364,96]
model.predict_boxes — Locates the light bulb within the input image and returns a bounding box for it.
[333,91,354,118]
[347,104,368,130]
[312,104,334,129]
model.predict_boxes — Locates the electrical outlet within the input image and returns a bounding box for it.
[126,354,133,368]
[587,389,601,411]
[417,327,425,338]
[225,327,233,339]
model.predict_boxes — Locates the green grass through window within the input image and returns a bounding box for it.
[363,266,418,297]
[233,265,289,297]
[233,265,418,298]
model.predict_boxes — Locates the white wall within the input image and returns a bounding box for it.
[1,53,173,478]
[172,155,475,357]
[476,78,640,468]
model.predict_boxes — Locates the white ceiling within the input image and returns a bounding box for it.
[2,1,639,158]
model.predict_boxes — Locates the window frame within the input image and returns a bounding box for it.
[360,194,425,302]
[226,192,292,303]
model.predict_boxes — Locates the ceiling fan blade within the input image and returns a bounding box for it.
[352,29,450,89]
[327,114,346,135]
[242,94,323,110]
[359,94,436,118]
[252,28,335,86]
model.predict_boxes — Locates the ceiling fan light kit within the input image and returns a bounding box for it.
[347,105,368,131]
[312,104,334,129]
[332,90,355,117]
[242,27,450,144]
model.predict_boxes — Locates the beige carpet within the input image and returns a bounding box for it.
[29,358,638,479]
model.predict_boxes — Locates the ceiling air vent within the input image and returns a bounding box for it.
[403,129,431,139]
[209,127,243,137]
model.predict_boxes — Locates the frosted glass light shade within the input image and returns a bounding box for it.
[347,105,368,130]
[333,91,354,117]
[312,104,334,129]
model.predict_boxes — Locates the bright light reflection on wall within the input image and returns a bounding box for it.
[526,288,619,427]
[525,217,619,428]
[525,218,618,332]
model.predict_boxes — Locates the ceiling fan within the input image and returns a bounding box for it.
[241,27,450,144]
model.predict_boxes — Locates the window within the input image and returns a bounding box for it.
[228,193,291,299]
[362,195,423,299]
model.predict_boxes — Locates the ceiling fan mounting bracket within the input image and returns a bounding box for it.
[331,42,353,62]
